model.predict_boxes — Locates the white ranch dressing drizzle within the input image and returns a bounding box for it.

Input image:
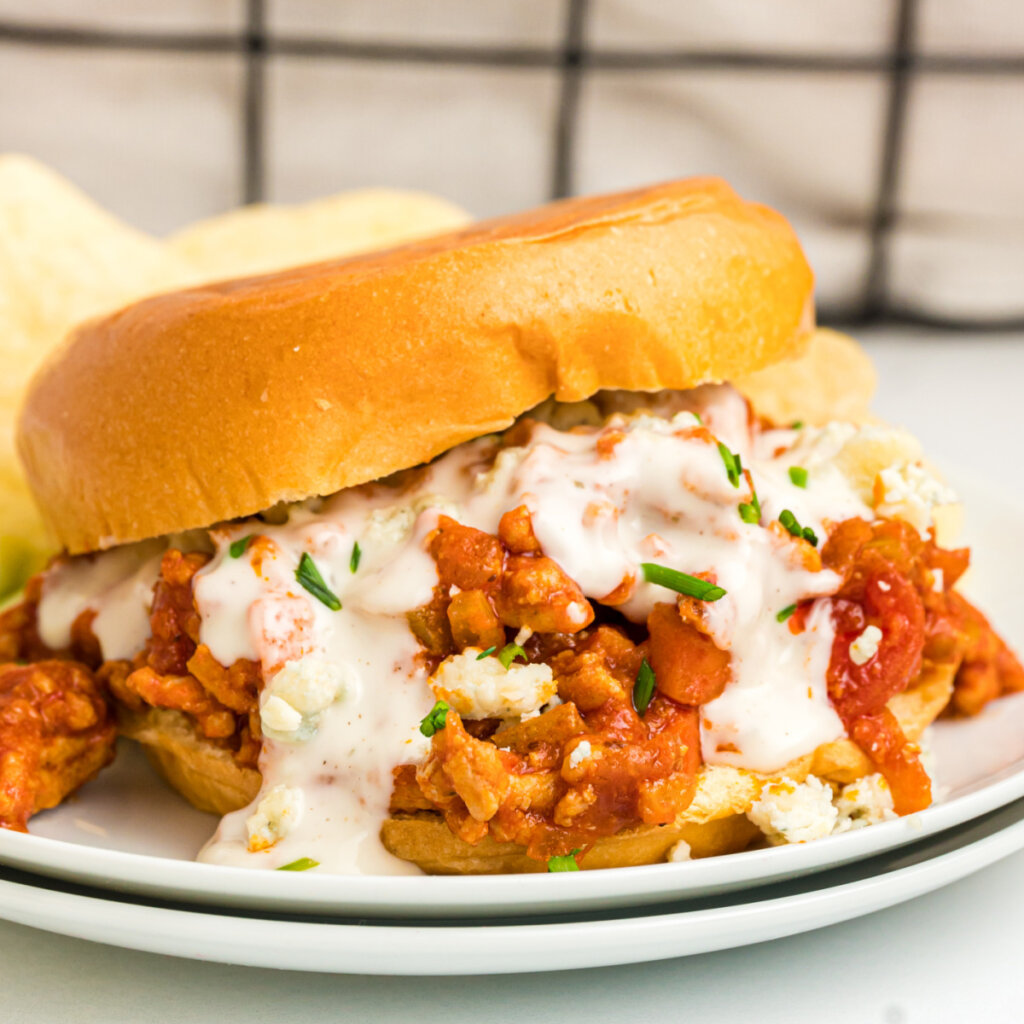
[35,383,877,875]
[193,492,444,874]
[701,598,839,771]
[199,607,431,875]
[37,539,167,660]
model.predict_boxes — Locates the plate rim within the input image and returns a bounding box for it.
[2,725,1024,919]
[1,798,1022,975]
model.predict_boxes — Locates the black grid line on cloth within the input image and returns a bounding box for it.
[861,0,916,322]
[2,12,1024,330]
[242,0,267,205]
[837,309,1024,332]
[3,20,1024,74]
[552,0,588,200]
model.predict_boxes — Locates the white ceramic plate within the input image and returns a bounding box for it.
[1,469,1022,921]
[1,794,1023,975]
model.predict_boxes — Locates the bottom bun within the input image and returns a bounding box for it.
[381,811,761,873]
[119,661,953,869]
[118,706,260,816]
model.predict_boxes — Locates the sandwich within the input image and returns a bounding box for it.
[1,178,1020,874]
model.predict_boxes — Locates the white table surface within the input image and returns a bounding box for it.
[3,328,1023,1024]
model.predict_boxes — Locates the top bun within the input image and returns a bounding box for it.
[18,178,814,554]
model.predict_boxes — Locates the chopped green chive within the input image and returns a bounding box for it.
[778,510,818,548]
[777,604,797,623]
[476,646,497,660]
[497,642,527,670]
[692,412,703,425]
[779,508,801,536]
[738,485,762,525]
[788,466,809,488]
[295,552,342,610]
[419,700,450,737]
[277,857,320,872]
[791,420,805,430]
[738,503,759,524]
[547,850,582,873]
[229,535,254,559]
[633,658,656,716]
[349,541,361,573]
[717,442,743,488]
[641,563,726,602]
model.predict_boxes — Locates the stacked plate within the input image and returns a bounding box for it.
[1,473,1023,975]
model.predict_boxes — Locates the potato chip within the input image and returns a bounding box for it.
[167,188,469,281]
[0,155,191,375]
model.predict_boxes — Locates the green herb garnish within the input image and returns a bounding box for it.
[791,420,805,430]
[738,485,762,525]
[547,850,582,873]
[717,442,743,488]
[349,541,361,573]
[778,510,818,548]
[497,643,527,670]
[295,552,342,610]
[229,535,254,559]
[476,646,497,660]
[419,700,450,738]
[777,604,797,623]
[788,466,809,488]
[641,563,726,602]
[633,658,656,716]
[277,857,320,872]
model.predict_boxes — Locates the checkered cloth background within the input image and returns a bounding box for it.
[2,0,1022,328]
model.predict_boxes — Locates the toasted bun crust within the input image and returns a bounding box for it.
[18,178,813,554]
[118,707,260,816]
[121,662,952,871]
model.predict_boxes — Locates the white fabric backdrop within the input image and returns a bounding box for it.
[0,0,1022,321]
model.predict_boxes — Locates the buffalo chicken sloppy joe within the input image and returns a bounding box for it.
[1,179,1020,874]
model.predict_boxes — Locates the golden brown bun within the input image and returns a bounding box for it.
[118,707,260,816]
[122,662,952,871]
[380,812,762,874]
[18,177,814,554]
